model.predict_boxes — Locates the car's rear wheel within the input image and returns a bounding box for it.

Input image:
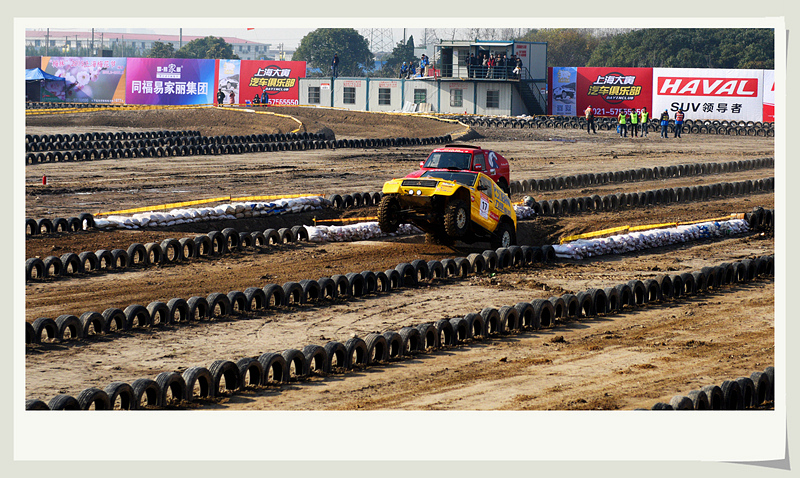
[444,200,469,238]
[378,195,401,233]
[491,222,516,249]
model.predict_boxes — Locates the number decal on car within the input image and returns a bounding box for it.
[479,195,490,219]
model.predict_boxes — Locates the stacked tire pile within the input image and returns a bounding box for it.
[25,225,310,282]
[25,128,454,165]
[25,252,775,410]
[508,158,774,195]
[326,191,384,209]
[447,114,775,137]
[25,212,95,236]
[649,366,774,410]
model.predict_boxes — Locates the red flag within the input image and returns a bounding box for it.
[247,28,255,30]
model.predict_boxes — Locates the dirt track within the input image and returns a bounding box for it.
[24,106,775,410]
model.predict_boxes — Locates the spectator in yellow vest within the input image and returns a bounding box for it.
[630,109,639,138]
[640,107,649,137]
[617,110,627,137]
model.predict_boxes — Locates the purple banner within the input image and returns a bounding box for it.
[126,58,216,105]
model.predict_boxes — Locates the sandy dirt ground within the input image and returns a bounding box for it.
[24,106,775,410]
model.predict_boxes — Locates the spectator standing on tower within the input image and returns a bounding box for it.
[332,54,339,78]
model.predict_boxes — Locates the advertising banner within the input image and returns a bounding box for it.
[577,67,653,118]
[549,67,577,116]
[217,59,240,105]
[652,68,764,122]
[125,58,216,105]
[41,56,127,103]
[238,60,306,106]
[762,69,774,123]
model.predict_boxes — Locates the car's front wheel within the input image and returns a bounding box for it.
[378,195,401,233]
[444,200,469,238]
[491,222,516,249]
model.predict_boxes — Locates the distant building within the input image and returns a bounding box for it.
[24,29,272,60]
[299,39,548,116]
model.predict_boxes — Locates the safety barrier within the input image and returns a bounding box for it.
[25,253,775,409]
[447,114,776,137]
[646,366,775,410]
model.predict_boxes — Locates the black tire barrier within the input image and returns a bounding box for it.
[650,366,774,410]
[25,128,453,166]
[518,158,773,196]
[25,243,775,407]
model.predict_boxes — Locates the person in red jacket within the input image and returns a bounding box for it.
[674,109,685,138]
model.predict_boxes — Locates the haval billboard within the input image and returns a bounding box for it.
[652,68,764,121]
[576,67,653,117]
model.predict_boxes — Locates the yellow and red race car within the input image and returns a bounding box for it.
[378,170,517,248]
[405,144,512,195]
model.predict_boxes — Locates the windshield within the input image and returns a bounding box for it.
[420,170,478,187]
[423,151,472,170]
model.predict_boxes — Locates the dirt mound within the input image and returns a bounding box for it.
[25,105,467,140]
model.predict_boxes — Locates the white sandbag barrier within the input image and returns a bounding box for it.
[305,221,422,242]
[553,219,750,260]
[93,196,328,230]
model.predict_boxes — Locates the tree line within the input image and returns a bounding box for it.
[40,27,769,73]
[521,28,774,69]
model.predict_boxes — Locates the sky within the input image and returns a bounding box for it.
[65,27,434,52]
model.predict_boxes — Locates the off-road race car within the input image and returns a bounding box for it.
[405,144,511,195]
[378,170,517,248]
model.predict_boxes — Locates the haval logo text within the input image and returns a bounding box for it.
[657,78,758,97]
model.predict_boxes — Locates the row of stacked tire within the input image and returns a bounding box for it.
[25,252,775,410]
[450,114,775,137]
[26,102,124,110]
[648,366,774,410]
[522,178,774,218]
[25,127,454,165]
[508,158,773,194]
[25,225,310,282]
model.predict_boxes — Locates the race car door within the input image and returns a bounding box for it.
[473,175,496,232]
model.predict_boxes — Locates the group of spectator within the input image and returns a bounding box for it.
[468,52,523,79]
[614,108,648,138]
[400,54,432,79]
[216,89,236,106]
[586,106,685,139]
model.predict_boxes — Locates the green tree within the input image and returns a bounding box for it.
[146,41,177,58]
[293,28,374,77]
[176,36,239,59]
[520,29,600,67]
[585,28,773,69]
[374,36,417,77]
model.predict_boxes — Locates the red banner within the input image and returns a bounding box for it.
[656,77,759,97]
[238,60,306,106]
[576,67,653,117]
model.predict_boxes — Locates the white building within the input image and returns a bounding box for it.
[299,39,547,116]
